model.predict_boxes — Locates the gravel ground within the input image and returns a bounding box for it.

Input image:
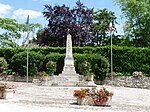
[0,82,150,112]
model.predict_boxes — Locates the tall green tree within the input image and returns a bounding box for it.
[114,0,150,47]
[0,18,42,48]
[92,8,117,46]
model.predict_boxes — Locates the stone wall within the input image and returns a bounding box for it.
[0,74,34,82]
[95,76,150,89]
[14,76,34,82]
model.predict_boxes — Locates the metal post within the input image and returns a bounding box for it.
[26,31,30,83]
[27,43,29,83]
[26,15,29,83]
[110,31,113,82]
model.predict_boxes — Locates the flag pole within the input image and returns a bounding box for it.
[109,21,113,83]
[26,15,29,83]
[110,31,113,79]
[27,41,29,83]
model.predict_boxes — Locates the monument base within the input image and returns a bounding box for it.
[47,76,80,86]
[60,66,78,76]
[86,81,97,87]
[37,75,97,87]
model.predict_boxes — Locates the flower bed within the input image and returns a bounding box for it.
[73,87,113,106]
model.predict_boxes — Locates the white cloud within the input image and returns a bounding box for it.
[0,3,12,17]
[12,8,42,20]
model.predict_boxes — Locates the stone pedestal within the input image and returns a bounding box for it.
[49,76,80,86]
[58,34,79,86]
[86,81,97,87]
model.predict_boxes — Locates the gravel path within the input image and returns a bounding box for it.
[0,82,150,112]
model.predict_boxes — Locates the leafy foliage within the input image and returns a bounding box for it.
[46,60,57,72]
[0,46,150,78]
[74,54,110,81]
[10,51,44,76]
[44,53,65,75]
[0,57,8,73]
[92,8,117,46]
[0,18,42,48]
[77,61,91,75]
[37,0,93,47]
[114,0,150,47]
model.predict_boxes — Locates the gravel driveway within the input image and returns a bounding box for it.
[0,82,150,112]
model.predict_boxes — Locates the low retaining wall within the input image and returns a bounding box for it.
[95,76,150,89]
[14,76,34,82]
[0,74,34,82]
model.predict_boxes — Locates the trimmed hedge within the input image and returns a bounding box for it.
[10,51,44,76]
[0,46,150,77]
[43,53,109,81]
[112,46,150,75]
[10,51,109,80]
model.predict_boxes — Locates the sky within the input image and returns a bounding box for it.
[0,0,124,35]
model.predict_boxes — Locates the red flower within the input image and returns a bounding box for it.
[73,89,87,99]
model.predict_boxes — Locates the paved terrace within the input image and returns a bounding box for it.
[0,82,150,112]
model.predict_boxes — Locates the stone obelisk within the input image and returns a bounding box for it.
[60,34,78,76]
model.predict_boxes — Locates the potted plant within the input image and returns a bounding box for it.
[0,83,16,99]
[87,72,94,81]
[73,88,88,105]
[90,87,113,106]
[46,60,56,76]
[78,61,91,80]
[37,71,48,81]
[132,71,144,78]
[0,83,6,98]
[73,87,114,106]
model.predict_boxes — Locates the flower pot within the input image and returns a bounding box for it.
[102,96,112,106]
[0,92,3,98]
[87,75,94,81]
[42,76,48,81]
[95,97,112,106]
[86,96,95,106]
[77,97,88,105]
[3,89,15,99]
[84,75,88,81]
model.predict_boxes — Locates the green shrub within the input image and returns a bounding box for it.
[74,54,109,81]
[0,57,8,73]
[10,51,44,76]
[44,53,109,81]
[112,46,150,74]
[44,53,65,75]
[46,60,57,72]
[77,61,91,75]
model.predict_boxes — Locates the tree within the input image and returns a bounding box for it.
[0,18,42,48]
[38,0,93,47]
[92,8,117,46]
[114,0,150,47]
[0,18,21,48]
